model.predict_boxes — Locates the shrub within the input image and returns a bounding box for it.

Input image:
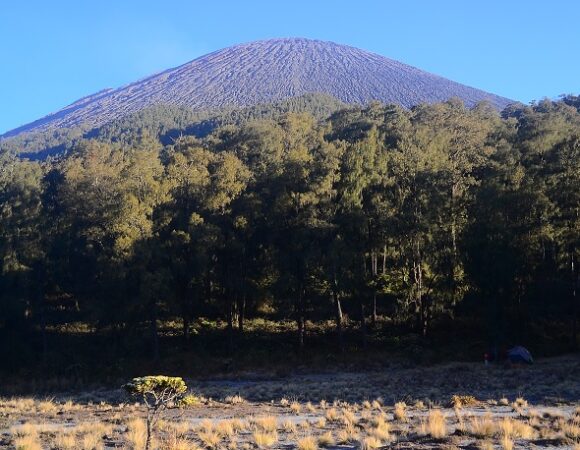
[297,436,317,450]
[126,418,147,450]
[13,434,42,450]
[426,410,447,439]
[198,431,221,448]
[224,395,245,405]
[449,395,478,408]
[318,431,334,447]
[500,435,513,450]
[290,402,301,413]
[253,431,278,448]
[394,402,407,422]
[123,376,188,450]
[359,436,381,450]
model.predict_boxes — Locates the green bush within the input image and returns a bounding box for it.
[123,375,188,450]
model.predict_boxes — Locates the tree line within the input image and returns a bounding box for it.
[1,96,579,367]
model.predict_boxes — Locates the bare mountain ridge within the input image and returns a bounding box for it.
[4,38,513,137]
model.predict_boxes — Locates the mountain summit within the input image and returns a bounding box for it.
[5,38,513,137]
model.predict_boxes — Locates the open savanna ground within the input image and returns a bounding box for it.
[2,355,579,449]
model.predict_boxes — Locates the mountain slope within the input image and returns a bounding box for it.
[3,38,513,137]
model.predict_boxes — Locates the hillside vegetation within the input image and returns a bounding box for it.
[0,95,579,378]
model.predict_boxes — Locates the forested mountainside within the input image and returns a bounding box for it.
[0,95,578,375]
[0,93,346,158]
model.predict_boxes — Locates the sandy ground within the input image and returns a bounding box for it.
[1,355,579,449]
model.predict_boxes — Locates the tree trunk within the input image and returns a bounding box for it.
[182,315,190,341]
[298,316,305,349]
[145,412,153,450]
[382,245,387,274]
[33,264,48,365]
[332,287,344,351]
[371,251,378,327]
[297,285,306,349]
[227,294,238,354]
[40,303,48,365]
[572,251,578,350]
[360,298,367,346]
[150,305,160,363]
[238,295,246,333]
[413,248,427,337]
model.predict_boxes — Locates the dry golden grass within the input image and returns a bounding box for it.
[224,395,245,405]
[450,395,478,408]
[341,408,357,426]
[167,420,192,437]
[10,423,40,438]
[13,434,43,450]
[37,399,58,414]
[478,441,494,450]
[500,434,514,450]
[215,420,235,437]
[468,413,495,438]
[513,397,528,409]
[80,431,104,450]
[253,431,278,448]
[370,423,391,441]
[360,409,372,421]
[394,402,408,422]
[414,400,426,409]
[498,417,535,439]
[336,425,359,444]
[290,402,302,414]
[6,385,578,450]
[563,417,580,440]
[280,398,289,407]
[282,420,296,433]
[53,432,77,450]
[161,434,197,450]
[126,418,147,450]
[359,436,381,450]
[199,419,214,433]
[318,431,334,447]
[367,414,390,440]
[453,406,466,433]
[232,419,248,432]
[314,417,326,428]
[75,421,113,437]
[59,399,76,413]
[198,430,221,449]
[426,409,447,439]
[3,397,35,412]
[253,416,278,433]
[297,435,318,450]
[370,414,387,428]
[325,407,339,422]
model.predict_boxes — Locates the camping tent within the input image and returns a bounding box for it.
[507,346,533,364]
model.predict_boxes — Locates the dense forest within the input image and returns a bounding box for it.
[1,95,579,378]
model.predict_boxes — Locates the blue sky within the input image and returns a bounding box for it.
[1,0,579,134]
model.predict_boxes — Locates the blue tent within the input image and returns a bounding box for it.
[507,346,533,364]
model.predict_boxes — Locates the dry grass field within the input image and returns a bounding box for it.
[2,355,579,449]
